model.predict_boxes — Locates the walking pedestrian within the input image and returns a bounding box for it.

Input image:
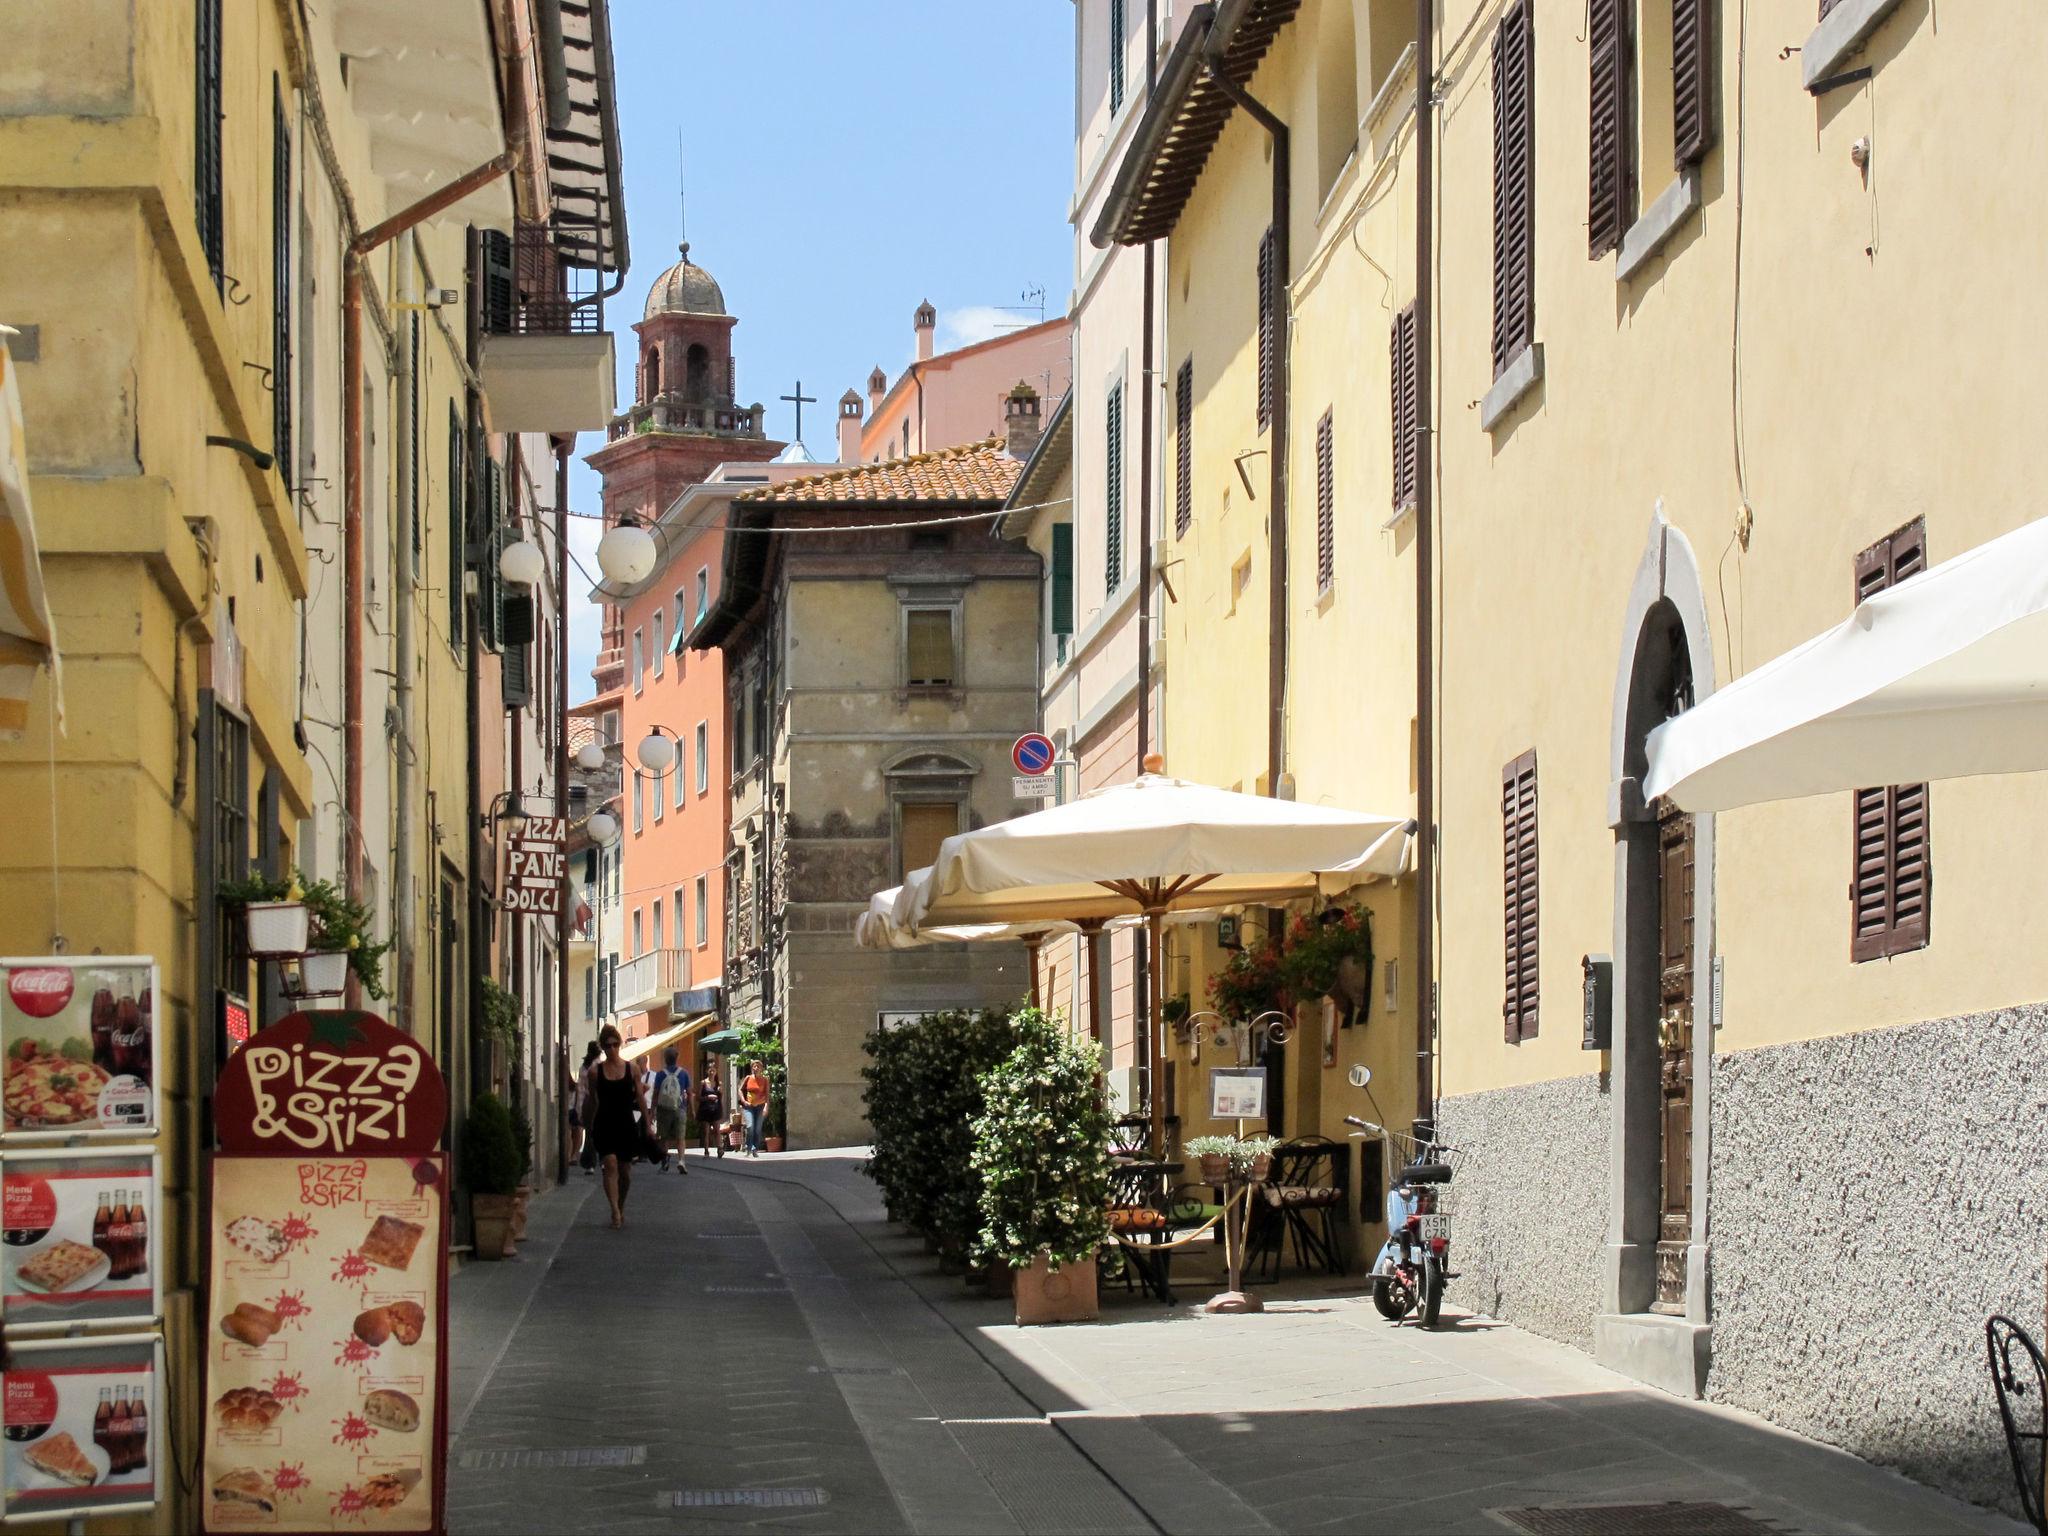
[585,1026,650,1228]
[650,1046,691,1173]
[575,1039,601,1176]
[695,1065,725,1160]
[739,1059,771,1157]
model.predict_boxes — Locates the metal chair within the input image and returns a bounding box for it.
[1987,1315,2047,1534]
[1247,1136,1347,1281]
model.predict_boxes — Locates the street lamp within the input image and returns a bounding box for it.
[595,520,656,586]
[635,729,677,775]
[479,792,530,834]
[573,741,605,772]
[498,537,546,587]
[586,810,620,846]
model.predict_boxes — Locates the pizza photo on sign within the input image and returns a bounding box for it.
[1,960,157,1136]
[1,1150,160,1329]
[2,1335,159,1522]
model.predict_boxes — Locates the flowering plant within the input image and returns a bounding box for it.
[1206,940,1286,1022]
[1278,904,1372,1008]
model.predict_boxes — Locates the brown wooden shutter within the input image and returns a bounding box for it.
[1492,0,1536,376]
[1586,0,1632,258]
[1502,750,1539,1041]
[1257,225,1277,430]
[1392,305,1418,508]
[1673,0,1717,166]
[1315,408,1335,592]
[1850,519,1931,961]
[1175,357,1194,539]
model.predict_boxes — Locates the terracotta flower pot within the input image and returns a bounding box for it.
[1247,1154,1272,1182]
[511,1185,531,1241]
[1198,1153,1230,1184]
[983,1258,1015,1298]
[472,1193,517,1261]
[764,1135,785,1153]
[1012,1251,1098,1325]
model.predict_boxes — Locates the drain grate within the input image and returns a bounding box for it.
[1493,1504,1790,1536]
[703,1284,787,1294]
[807,1364,902,1377]
[459,1445,645,1470]
[695,1232,758,1240]
[673,1488,830,1509]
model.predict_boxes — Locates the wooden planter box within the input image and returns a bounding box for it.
[1012,1252,1097,1325]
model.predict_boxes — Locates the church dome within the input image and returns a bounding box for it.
[642,243,727,320]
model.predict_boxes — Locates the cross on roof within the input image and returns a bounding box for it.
[779,380,818,444]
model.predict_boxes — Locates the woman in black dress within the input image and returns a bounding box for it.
[584,1025,650,1229]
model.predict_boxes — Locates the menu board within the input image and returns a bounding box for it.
[1,1146,161,1332]
[1,957,158,1140]
[2,1332,160,1523]
[203,1011,448,1535]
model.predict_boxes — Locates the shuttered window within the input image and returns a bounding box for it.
[408,315,421,555]
[502,638,531,709]
[1105,379,1125,595]
[1587,0,1634,258]
[446,405,465,654]
[1390,306,1418,509]
[1818,0,1844,15]
[1491,0,1537,377]
[1315,409,1335,594]
[1050,523,1075,638]
[1257,225,1278,430]
[1673,0,1717,166]
[271,83,293,486]
[1502,749,1540,1042]
[1851,520,1930,962]
[195,0,225,292]
[481,230,516,334]
[1109,0,1128,114]
[906,609,955,687]
[1174,357,1194,539]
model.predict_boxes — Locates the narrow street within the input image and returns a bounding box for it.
[445,1154,2019,1536]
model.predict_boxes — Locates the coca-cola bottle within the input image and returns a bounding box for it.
[106,1393,130,1475]
[91,1191,114,1272]
[124,1393,148,1474]
[90,1390,112,1466]
[111,990,146,1081]
[88,988,117,1073]
[124,1192,146,1281]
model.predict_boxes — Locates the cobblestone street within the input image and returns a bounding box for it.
[444,1152,2023,1535]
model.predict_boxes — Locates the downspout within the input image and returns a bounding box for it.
[1412,0,1437,1132]
[554,441,572,1184]
[509,435,526,1103]
[342,154,512,908]
[1136,0,1158,767]
[1200,34,1289,798]
[392,233,419,1033]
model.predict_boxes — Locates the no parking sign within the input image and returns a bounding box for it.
[1011,734,1056,799]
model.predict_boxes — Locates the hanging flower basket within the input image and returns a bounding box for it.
[244,900,310,958]
[285,950,351,1000]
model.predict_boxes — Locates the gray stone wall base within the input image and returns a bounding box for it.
[1595,1313,1710,1399]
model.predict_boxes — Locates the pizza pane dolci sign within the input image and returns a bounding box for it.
[503,816,566,916]
[214,1013,448,1156]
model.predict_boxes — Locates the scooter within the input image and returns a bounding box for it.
[1345,1112,1457,1328]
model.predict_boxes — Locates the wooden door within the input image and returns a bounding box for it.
[1654,804,1695,1314]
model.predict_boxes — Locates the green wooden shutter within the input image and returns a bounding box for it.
[1051,522,1074,637]
[1105,381,1125,596]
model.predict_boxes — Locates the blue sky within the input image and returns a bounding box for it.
[566,0,1077,701]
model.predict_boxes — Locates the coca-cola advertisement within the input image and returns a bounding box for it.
[1,1147,160,1332]
[1,1332,159,1523]
[0,957,158,1139]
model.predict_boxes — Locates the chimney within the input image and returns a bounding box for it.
[914,299,937,362]
[1003,380,1043,461]
[867,364,887,414]
[837,389,863,463]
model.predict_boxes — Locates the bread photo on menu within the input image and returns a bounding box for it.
[363,1389,420,1433]
[223,1217,289,1264]
[213,1387,285,1434]
[220,1302,281,1347]
[212,1468,276,1515]
[360,1467,422,1510]
[24,1431,99,1488]
[385,1299,426,1345]
[359,1216,424,1271]
[352,1306,393,1347]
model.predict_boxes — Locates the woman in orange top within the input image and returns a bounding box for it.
[738,1060,771,1157]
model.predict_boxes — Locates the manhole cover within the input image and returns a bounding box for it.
[673,1488,830,1509]
[807,1365,902,1377]
[459,1445,646,1470]
[703,1284,787,1294]
[1493,1504,1789,1536]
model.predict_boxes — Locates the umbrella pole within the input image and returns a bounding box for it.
[1079,919,1105,1044]
[1148,907,1166,1159]
[1024,933,1043,1010]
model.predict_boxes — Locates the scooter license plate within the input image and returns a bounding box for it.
[1418,1214,1451,1241]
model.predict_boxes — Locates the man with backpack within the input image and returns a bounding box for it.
[647,1046,692,1174]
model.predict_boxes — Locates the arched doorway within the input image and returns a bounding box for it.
[1602,512,1717,1381]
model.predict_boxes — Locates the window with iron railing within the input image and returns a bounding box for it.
[482,221,604,335]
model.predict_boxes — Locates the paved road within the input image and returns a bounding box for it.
[445,1151,2024,1535]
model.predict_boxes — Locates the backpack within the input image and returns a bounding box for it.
[656,1071,685,1113]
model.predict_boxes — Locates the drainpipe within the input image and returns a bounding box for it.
[392,233,419,1032]
[509,434,527,1103]
[343,154,512,906]
[1136,0,1158,768]
[1412,0,1437,1131]
[1200,32,1289,798]
[554,440,572,1183]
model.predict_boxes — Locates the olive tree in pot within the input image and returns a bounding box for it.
[462,1093,521,1260]
[971,1008,1112,1325]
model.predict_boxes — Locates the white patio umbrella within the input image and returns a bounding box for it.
[905,762,1414,1154]
[1645,514,2048,812]
[855,872,1077,1008]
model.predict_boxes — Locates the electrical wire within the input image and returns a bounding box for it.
[564,493,1073,532]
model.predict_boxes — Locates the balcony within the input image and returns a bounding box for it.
[606,394,767,443]
[478,222,616,433]
[613,947,691,1016]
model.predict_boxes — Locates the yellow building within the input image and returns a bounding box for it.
[1103,0,2045,1510]
[0,1,623,1526]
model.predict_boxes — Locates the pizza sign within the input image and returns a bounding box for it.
[503,817,565,917]
[213,1013,446,1157]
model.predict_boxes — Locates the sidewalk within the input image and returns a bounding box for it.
[712,1149,2025,1536]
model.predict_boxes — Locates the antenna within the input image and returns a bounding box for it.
[677,129,687,248]
[989,284,1050,333]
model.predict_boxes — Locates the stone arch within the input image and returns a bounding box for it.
[1603,506,1718,1347]
[644,343,661,399]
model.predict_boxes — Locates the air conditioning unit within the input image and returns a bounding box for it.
[1104,1066,1138,1117]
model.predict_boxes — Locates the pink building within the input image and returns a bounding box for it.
[836,303,1071,463]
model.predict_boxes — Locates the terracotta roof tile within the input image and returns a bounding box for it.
[736,437,1020,506]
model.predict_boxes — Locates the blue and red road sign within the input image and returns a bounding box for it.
[1011,733,1056,775]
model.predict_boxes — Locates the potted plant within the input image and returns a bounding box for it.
[507,1094,535,1242]
[218,871,309,958]
[462,1092,521,1261]
[1184,1134,1236,1185]
[220,868,392,999]
[1207,939,1287,1023]
[1227,1134,1279,1183]
[1279,905,1373,1024]
[971,1007,1113,1325]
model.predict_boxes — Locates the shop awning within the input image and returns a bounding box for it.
[0,328,58,741]
[620,1012,717,1063]
[1644,514,2048,813]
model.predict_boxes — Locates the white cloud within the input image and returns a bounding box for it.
[935,305,1016,353]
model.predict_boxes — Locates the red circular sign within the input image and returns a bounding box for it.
[2,1176,55,1230]
[1011,733,1055,775]
[3,1372,58,1428]
[213,1011,448,1155]
[7,968,73,1020]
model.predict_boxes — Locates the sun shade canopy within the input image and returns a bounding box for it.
[1644,514,2048,813]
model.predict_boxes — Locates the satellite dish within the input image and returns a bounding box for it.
[1347,1065,1372,1089]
